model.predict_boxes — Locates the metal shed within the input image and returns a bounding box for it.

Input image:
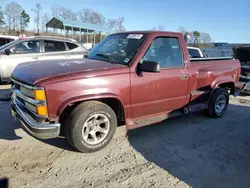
[45,17,113,44]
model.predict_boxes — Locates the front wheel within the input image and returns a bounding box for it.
[65,101,117,153]
[207,88,229,118]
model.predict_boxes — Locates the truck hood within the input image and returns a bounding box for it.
[11,58,126,85]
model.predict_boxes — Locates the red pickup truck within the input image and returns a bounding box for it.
[10,31,243,153]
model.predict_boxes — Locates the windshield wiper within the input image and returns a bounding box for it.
[95,53,119,64]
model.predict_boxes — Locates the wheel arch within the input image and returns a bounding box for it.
[211,76,236,95]
[217,81,235,95]
[58,94,126,127]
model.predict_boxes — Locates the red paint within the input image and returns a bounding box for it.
[12,31,241,129]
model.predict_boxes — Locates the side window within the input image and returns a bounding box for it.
[44,40,66,52]
[0,39,6,46]
[142,37,183,68]
[10,40,40,54]
[66,42,78,50]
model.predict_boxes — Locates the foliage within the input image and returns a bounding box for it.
[42,13,49,32]
[51,4,61,18]
[78,8,106,25]
[32,3,42,34]
[59,7,77,20]
[106,17,125,32]
[177,26,186,34]
[47,5,125,32]
[20,10,30,31]
[0,6,5,27]
[4,1,23,33]
[193,30,200,45]
[178,26,213,47]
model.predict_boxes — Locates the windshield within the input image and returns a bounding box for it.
[87,33,148,65]
[0,40,19,51]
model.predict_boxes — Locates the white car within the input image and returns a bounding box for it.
[0,36,88,83]
[0,35,19,47]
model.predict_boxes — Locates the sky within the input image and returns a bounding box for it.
[1,0,250,43]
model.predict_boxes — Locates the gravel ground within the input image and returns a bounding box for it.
[0,88,250,188]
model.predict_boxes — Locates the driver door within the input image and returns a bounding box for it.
[130,36,189,119]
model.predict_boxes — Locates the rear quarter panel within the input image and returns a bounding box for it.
[188,59,240,92]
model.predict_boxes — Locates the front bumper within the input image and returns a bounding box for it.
[10,97,60,140]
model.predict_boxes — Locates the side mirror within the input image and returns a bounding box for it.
[5,48,14,55]
[138,61,160,73]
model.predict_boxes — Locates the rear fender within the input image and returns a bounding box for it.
[209,76,235,100]
[211,76,235,90]
[57,93,125,117]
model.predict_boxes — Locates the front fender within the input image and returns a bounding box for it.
[57,93,125,116]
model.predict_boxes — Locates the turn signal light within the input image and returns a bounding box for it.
[36,106,48,116]
[34,90,46,100]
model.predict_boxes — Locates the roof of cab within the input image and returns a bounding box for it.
[109,30,184,37]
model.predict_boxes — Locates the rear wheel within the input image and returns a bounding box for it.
[64,101,117,153]
[207,88,229,118]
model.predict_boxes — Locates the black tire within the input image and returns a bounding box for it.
[207,88,229,118]
[64,101,117,153]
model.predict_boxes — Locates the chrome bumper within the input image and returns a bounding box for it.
[10,95,60,140]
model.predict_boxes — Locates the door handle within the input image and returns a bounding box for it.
[32,57,38,60]
[180,74,188,80]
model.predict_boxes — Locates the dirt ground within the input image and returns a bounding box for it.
[1,86,250,188]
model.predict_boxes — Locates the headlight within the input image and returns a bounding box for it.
[20,87,46,100]
[20,86,48,116]
[20,86,34,98]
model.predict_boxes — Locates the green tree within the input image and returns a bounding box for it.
[20,10,30,32]
[193,31,200,45]
[0,6,5,27]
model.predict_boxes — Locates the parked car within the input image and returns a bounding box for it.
[0,35,18,47]
[0,36,88,83]
[10,30,243,153]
